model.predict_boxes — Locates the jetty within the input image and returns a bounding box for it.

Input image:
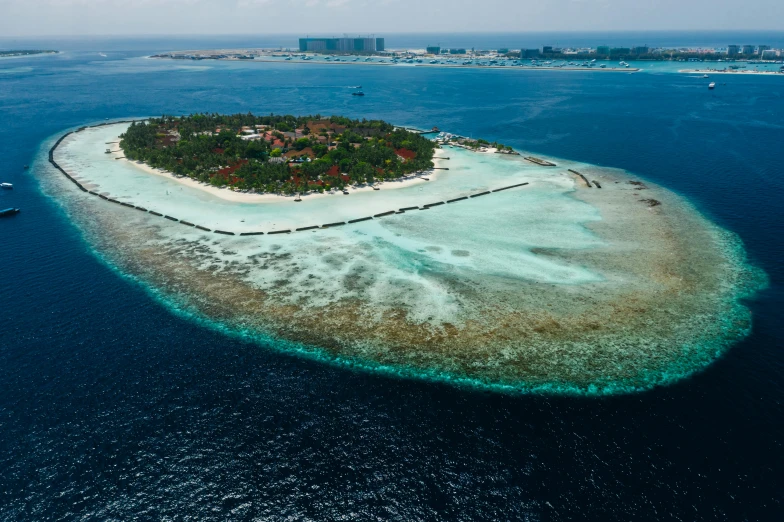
[524,156,556,167]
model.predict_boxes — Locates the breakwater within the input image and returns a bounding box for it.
[568,169,592,188]
[524,156,557,167]
[49,125,531,237]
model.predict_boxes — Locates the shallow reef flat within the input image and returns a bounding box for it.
[40,123,766,395]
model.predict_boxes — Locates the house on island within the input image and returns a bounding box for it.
[395,148,417,162]
[283,148,315,163]
[325,164,350,183]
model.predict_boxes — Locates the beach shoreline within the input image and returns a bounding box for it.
[679,68,784,75]
[106,125,449,204]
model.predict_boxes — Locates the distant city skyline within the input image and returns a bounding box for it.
[2,0,784,37]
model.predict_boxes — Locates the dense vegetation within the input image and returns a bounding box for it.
[119,113,437,194]
[448,136,514,152]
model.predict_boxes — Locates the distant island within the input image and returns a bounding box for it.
[0,50,57,57]
[151,38,782,68]
[120,114,437,194]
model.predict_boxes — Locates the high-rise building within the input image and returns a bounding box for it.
[299,36,382,53]
[542,46,553,54]
[727,45,739,56]
[596,46,610,55]
[632,46,649,55]
[758,45,771,56]
[426,46,441,55]
[742,45,755,55]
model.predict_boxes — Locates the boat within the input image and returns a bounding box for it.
[342,189,349,195]
[372,185,380,190]
[105,148,111,153]
[703,74,709,78]
[708,82,716,89]
[352,91,365,96]
[1,182,12,189]
[0,208,20,217]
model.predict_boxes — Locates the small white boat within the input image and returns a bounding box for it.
[708,82,716,89]
[703,74,709,78]
[1,182,13,189]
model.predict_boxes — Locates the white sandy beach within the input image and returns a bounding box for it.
[109,140,448,204]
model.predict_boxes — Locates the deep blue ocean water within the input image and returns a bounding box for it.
[1,36,784,520]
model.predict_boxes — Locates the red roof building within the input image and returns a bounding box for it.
[395,148,417,161]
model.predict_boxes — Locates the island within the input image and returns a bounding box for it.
[120,115,436,194]
[41,117,765,395]
[0,50,57,58]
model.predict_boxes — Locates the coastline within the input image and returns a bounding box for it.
[150,55,641,72]
[110,144,448,204]
[679,68,784,75]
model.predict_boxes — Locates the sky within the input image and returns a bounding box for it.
[0,0,783,36]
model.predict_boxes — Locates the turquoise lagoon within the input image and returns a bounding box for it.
[46,122,765,394]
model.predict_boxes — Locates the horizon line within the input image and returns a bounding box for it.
[3,29,784,39]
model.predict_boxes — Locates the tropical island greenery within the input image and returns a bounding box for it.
[119,113,437,194]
